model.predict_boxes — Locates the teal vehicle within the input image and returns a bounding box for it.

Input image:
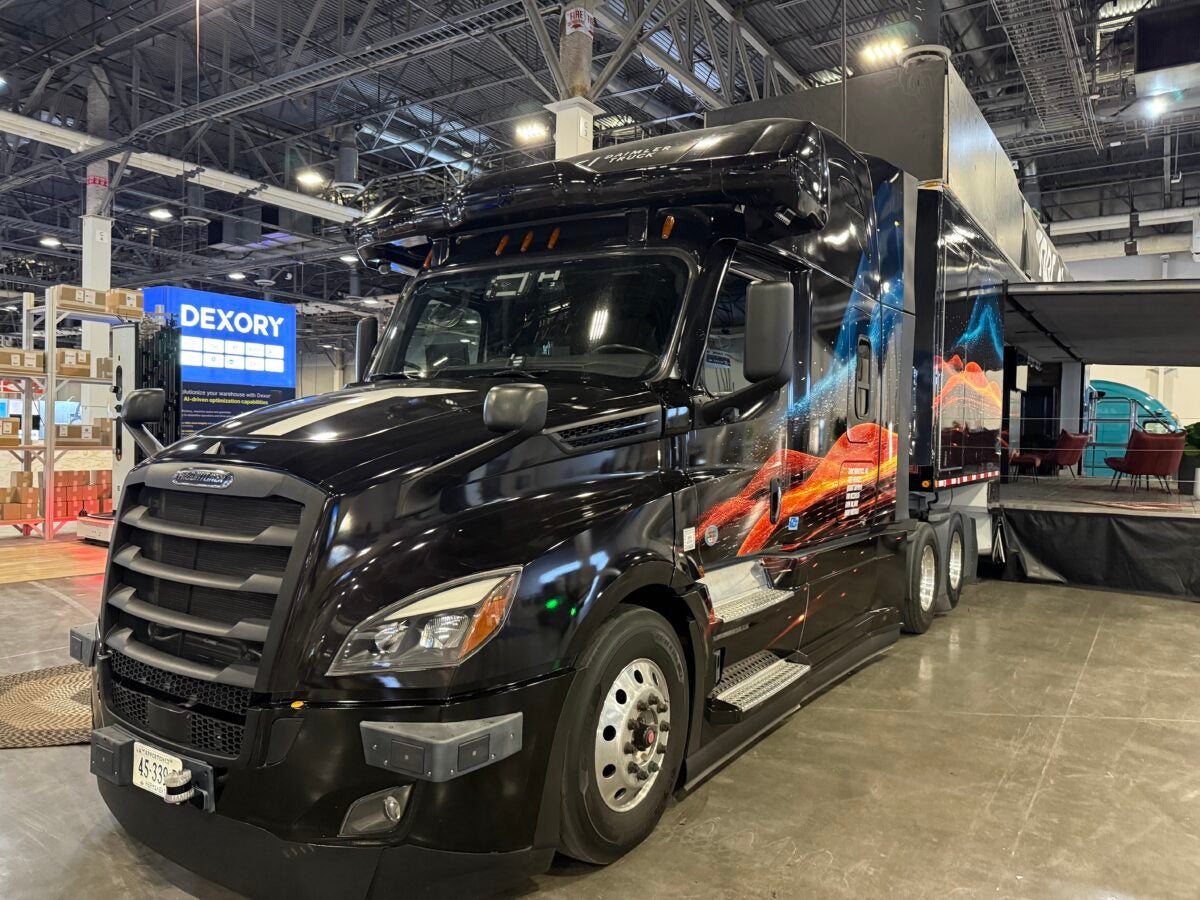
[1083,379,1180,476]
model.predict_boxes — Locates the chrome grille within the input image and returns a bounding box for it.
[100,466,320,759]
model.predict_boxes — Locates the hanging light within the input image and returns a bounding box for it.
[515,119,550,144]
[38,236,62,248]
[296,169,327,188]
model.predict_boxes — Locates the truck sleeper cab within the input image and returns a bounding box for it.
[78,119,978,899]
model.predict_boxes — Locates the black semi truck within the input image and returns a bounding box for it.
[73,116,1056,897]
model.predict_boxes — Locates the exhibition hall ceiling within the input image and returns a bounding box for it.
[0,0,1195,343]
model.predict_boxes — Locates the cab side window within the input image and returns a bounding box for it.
[700,269,750,396]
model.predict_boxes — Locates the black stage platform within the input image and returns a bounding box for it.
[993,478,1200,600]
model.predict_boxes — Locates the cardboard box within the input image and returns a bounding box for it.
[55,348,92,378]
[1,503,23,521]
[9,471,32,488]
[101,498,112,514]
[0,417,22,447]
[95,357,114,379]
[0,348,44,375]
[49,285,106,313]
[105,288,143,311]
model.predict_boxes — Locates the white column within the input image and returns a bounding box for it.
[83,77,113,421]
[544,97,603,160]
[1060,362,1083,432]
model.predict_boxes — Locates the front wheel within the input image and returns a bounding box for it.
[559,606,690,864]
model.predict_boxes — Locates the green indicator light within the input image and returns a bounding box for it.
[569,606,577,616]
[544,598,560,610]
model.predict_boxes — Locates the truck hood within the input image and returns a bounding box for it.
[151,378,661,491]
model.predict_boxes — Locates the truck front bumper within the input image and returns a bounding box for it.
[92,670,574,899]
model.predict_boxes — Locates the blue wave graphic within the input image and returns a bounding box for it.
[947,295,1003,361]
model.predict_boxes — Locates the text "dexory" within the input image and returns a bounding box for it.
[180,303,287,338]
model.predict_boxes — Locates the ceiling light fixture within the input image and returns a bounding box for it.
[1147,95,1169,117]
[861,37,906,65]
[296,169,326,188]
[339,254,358,264]
[38,236,62,248]
[515,119,550,144]
[148,208,174,221]
[227,272,247,281]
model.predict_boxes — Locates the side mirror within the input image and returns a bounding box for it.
[484,383,548,437]
[700,281,794,425]
[120,388,165,426]
[743,281,794,383]
[116,388,165,457]
[355,316,379,382]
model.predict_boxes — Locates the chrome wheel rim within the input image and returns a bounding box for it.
[948,531,964,592]
[919,545,937,612]
[594,658,671,812]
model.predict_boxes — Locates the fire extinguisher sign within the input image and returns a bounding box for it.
[563,7,595,36]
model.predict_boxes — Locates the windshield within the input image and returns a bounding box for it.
[370,253,689,380]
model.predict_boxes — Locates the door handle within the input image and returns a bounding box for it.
[769,476,782,525]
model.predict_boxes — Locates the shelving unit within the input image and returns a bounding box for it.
[7,289,134,540]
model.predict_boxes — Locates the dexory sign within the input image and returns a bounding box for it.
[144,286,297,435]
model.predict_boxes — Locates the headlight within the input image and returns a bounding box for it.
[327,568,521,676]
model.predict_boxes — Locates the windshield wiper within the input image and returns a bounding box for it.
[435,367,550,380]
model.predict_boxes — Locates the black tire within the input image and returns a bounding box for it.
[559,606,690,865]
[944,515,967,609]
[901,523,940,634]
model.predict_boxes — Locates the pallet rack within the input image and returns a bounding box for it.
[1,289,129,539]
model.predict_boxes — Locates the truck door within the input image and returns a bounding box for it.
[793,160,885,653]
[684,247,809,657]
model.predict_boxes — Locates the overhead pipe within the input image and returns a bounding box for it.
[0,110,361,224]
[1057,233,1195,262]
[1048,207,1199,236]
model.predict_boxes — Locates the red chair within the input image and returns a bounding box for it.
[1048,430,1089,478]
[1105,430,1186,491]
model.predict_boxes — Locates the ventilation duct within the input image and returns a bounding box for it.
[346,267,362,300]
[180,183,210,226]
[332,126,364,197]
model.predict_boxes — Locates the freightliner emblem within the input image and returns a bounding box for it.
[171,468,235,490]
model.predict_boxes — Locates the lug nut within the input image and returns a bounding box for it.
[623,742,636,754]
[636,767,649,781]
[648,761,660,774]
[627,719,638,730]
[656,743,667,755]
[636,699,648,711]
[627,762,639,774]
[659,721,670,732]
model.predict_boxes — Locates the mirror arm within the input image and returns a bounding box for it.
[123,421,164,457]
[699,370,789,425]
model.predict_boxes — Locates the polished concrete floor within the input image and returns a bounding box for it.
[4,574,1200,899]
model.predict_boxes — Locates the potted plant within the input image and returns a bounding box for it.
[1179,423,1200,496]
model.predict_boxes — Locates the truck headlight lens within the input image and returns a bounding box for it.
[328,569,521,675]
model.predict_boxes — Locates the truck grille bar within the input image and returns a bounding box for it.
[99,463,324,760]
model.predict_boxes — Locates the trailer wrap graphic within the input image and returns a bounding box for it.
[699,178,905,557]
[935,291,1004,474]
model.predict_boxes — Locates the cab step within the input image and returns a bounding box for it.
[710,585,793,624]
[707,650,811,724]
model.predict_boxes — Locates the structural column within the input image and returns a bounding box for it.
[545,0,602,159]
[82,74,113,418]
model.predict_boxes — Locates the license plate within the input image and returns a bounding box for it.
[132,741,184,798]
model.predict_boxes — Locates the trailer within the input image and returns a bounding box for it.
[72,63,1066,899]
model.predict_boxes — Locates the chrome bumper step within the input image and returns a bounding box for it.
[709,650,811,720]
[710,585,793,623]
